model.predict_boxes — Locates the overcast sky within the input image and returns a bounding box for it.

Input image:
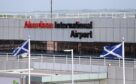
[0,0,136,12]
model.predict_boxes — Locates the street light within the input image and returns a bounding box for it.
[64,49,74,84]
[50,0,53,22]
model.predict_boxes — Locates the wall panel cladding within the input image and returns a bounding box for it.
[120,19,127,28]
[127,29,135,42]
[127,19,135,28]
[134,69,136,81]
[113,18,121,28]
[99,28,107,42]
[0,18,136,42]
[35,29,43,41]
[0,19,3,26]
[113,28,121,42]
[107,67,136,84]
[93,28,100,42]
[52,29,64,41]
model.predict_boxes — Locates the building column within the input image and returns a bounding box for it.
[47,41,58,53]
[54,42,58,52]
[78,43,82,55]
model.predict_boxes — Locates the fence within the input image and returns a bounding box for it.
[0,53,136,71]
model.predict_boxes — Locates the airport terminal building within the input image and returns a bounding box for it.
[0,10,136,58]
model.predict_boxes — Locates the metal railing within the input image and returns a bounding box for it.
[0,11,136,19]
[0,53,135,70]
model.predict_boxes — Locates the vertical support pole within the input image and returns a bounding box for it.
[104,57,106,66]
[90,56,91,65]
[28,37,31,84]
[6,53,9,61]
[119,58,121,67]
[71,49,74,84]
[122,37,125,84]
[79,56,80,64]
[50,0,52,22]
[66,55,68,64]
[41,54,43,63]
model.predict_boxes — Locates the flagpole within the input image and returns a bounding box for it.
[122,37,125,84]
[51,0,52,22]
[28,36,31,84]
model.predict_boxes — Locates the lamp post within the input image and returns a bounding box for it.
[50,0,52,22]
[64,49,74,84]
[28,36,31,84]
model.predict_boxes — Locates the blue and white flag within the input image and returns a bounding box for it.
[12,40,29,56]
[100,43,122,58]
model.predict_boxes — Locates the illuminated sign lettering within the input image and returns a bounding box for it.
[24,21,93,29]
[55,21,92,28]
[24,21,54,28]
[70,30,92,39]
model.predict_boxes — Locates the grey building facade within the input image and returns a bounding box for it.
[0,11,136,58]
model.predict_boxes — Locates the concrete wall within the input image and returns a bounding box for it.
[60,80,100,84]
[33,62,107,73]
[58,66,136,84]
[106,66,136,84]
[0,61,28,70]
[0,77,20,84]
[0,60,135,84]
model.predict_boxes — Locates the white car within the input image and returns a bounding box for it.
[17,53,28,59]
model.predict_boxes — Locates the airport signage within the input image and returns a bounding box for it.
[24,21,93,29]
[55,21,92,28]
[70,30,92,39]
[24,21,54,28]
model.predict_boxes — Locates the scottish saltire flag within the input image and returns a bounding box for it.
[12,40,29,56]
[100,43,122,58]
